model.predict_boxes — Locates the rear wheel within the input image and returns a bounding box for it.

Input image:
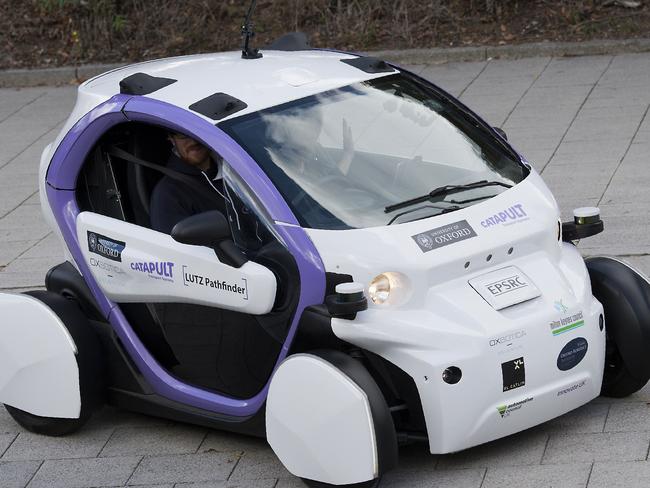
[4,291,106,436]
[4,405,90,436]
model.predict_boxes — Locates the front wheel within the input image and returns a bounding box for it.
[4,404,90,436]
[586,257,650,397]
[601,332,647,398]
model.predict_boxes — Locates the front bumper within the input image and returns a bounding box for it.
[332,245,606,454]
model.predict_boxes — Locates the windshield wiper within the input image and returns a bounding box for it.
[384,180,512,214]
[387,203,461,225]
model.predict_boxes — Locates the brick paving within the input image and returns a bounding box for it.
[1,53,650,487]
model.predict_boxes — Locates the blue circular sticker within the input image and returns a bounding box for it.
[557,337,588,371]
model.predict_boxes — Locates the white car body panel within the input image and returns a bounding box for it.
[306,170,605,454]
[0,293,81,418]
[266,354,378,485]
[76,212,277,314]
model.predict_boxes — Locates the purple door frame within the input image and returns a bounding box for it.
[46,94,326,416]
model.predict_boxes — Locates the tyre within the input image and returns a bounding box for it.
[586,257,650,397]
[601,331,647,398]
[301,478,381,488]
[4,404,90,436]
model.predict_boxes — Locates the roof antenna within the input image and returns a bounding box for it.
[241,0,263,59]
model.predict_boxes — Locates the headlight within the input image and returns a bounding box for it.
[368,272,411,306]
[369,274,391,304]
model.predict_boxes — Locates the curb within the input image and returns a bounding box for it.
[2,38,650,89]
[370,38,650,65]
[0,63,125,89]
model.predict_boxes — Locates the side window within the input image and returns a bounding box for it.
[76,123,172,228]
[76,123,228,236]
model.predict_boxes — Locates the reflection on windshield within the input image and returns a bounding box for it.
[221,74,527,230]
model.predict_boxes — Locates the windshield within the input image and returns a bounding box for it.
[220,73,528,230]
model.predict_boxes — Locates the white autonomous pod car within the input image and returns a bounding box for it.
[2,29,650,487]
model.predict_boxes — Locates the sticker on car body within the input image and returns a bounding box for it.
[501,356,526,392]
[469,266,541,310]
[412,219,477,252]
[87,231,125,262]
[557,337,588,371]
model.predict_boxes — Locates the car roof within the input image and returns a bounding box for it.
[79,50,397,123]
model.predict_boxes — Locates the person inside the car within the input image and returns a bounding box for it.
[150,132,226,234]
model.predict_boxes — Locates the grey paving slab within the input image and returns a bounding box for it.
[535,55,612,87]
[198,432,269,455]
[0,240,36,267]
[0,433,17,456]
[17,233,61,260]
[127,484,173,488]
[122,484,173,488]
[538,402,609,435]
[588,461,650,488]
[381,467,485,488]
[27,455,141,488]
[549,140,630,165]
[176,480,275,488]
[1,53,650,487]
[100,425,207,457]
[482,462,592,488]
[419,60,488,96]
[229,450,292,481]
[2,428,113,461]
[0,459,41,488]
[0,256,62,288]
[604,402,650,433]
[0,205,49,233]
[583,84,650,109]
[0,89,47,123]
[128,452,238,485]
[436,429,548,469]
[542,432,650,464]
[0,408,27,435]
[0,94,73,168]
[578,203,650,255]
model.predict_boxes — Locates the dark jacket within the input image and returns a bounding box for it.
[150,153,226,235]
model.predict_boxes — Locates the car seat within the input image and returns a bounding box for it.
[125,125,170,228]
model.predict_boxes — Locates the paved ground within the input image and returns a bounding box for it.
[0,53,650,487]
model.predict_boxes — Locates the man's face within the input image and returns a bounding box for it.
[170,133,210,168]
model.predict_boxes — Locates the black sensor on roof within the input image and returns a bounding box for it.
[340,56,395,74]
[119,72,177,95]
[266,32,311,51]
[189,93,248,121]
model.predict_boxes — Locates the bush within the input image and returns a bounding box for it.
[1,1,647,69]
